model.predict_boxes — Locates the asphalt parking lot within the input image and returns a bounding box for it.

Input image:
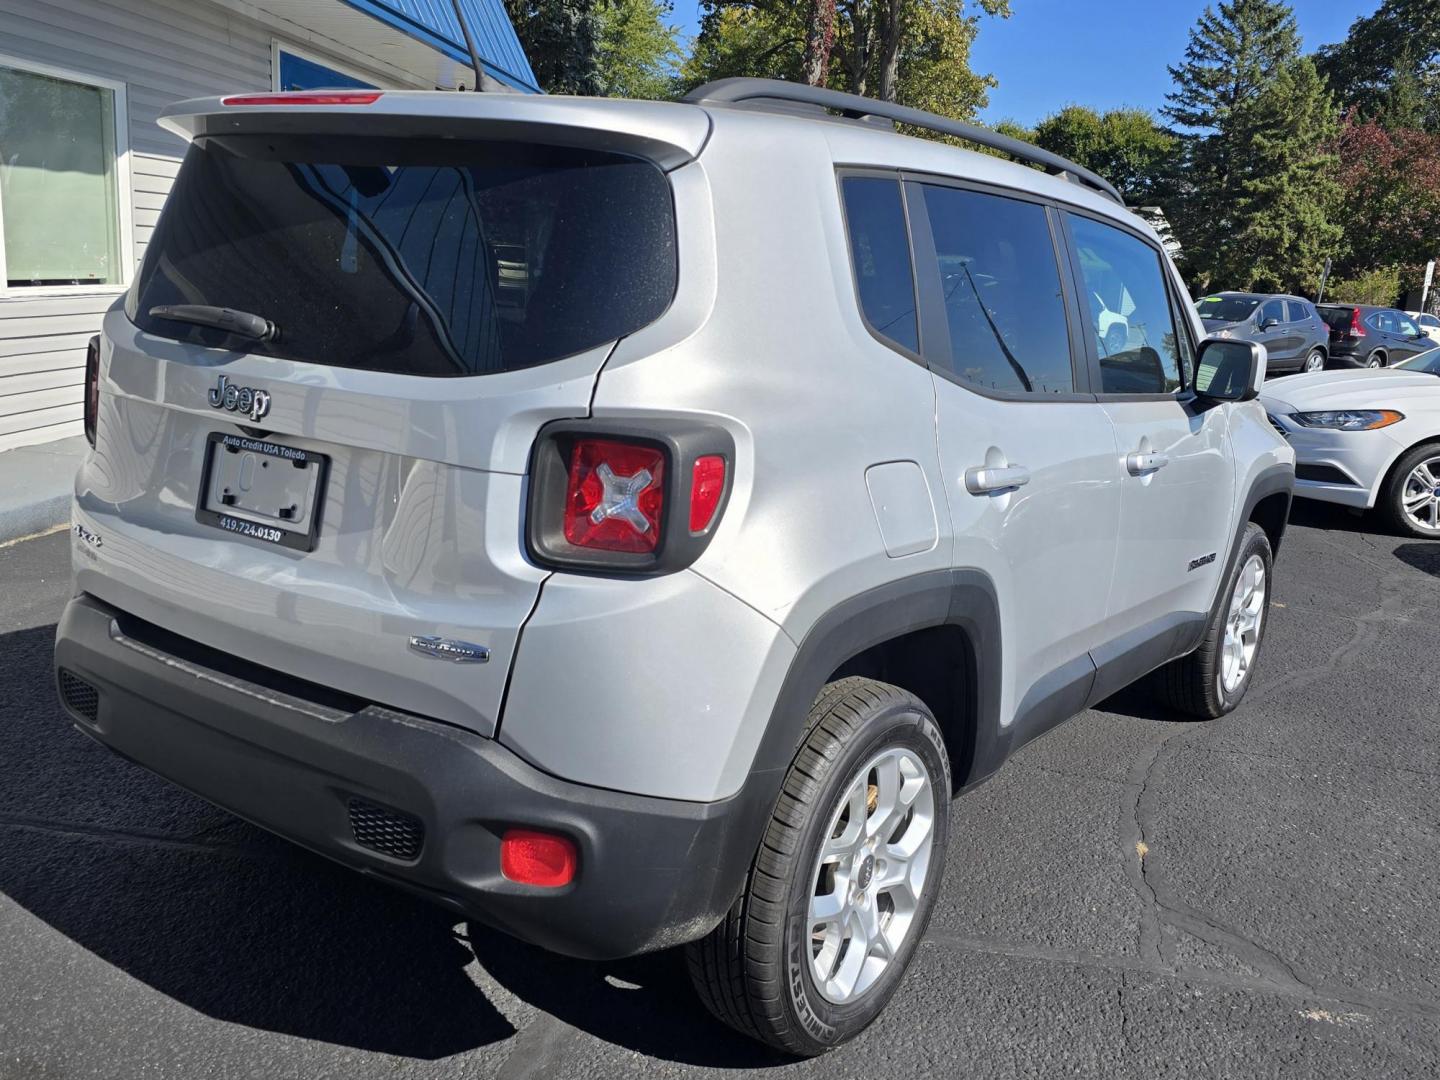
[2,503,1439,1080]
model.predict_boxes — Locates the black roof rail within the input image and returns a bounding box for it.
[682,78,1125,206]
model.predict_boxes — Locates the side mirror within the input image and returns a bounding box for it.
[1261,318,1279,330]
[1196,337,1265,402]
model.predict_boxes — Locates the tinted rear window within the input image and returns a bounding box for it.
[1195,295,1261,322]
[1318,306,1356,330]
[128,135,677,376]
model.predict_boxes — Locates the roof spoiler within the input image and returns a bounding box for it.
[684,78,1124,206]
[157,93,711,172]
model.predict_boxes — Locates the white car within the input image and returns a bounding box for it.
[1405,311,1440,345]
[1260,346,1440,536]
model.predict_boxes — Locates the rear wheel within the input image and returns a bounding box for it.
[1154,523,1273,719]
[1382,444,1440,538]
[687,677,950,1056]
[1303,348,1326,373]
[1367,351,1387,369]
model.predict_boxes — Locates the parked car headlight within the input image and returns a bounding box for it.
[1290,410,1405,430]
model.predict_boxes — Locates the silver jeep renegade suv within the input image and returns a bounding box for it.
[54,79,1294,1055]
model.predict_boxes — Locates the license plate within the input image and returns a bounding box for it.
[196,432,329,552]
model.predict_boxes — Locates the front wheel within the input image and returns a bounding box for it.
[1382,444,1440,538]
[1303,348,1326,373]
[687,678,951,1056]
[1154,523,1273,718]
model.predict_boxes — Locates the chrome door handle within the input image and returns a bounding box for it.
[1126,451,1170,475]
[964,464,1031,494]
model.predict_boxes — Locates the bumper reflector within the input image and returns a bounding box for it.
[501,828,578,887]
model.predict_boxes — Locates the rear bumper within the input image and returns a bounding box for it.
[53,594,763,960]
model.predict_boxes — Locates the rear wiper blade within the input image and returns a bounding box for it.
[148,304,279,342]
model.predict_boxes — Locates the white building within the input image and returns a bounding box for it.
[0,0,536,451]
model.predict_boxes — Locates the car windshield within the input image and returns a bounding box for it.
[1196,295,1261,321]
[1395,347,1440,374]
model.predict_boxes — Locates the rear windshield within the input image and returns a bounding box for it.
[1195,295,1261,322]
[127,134,677,376]
[1318,305,1356,330]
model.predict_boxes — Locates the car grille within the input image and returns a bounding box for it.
[57,669,100,724]
[348,797,424,862]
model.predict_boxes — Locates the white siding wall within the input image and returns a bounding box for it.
[0,0,421,451]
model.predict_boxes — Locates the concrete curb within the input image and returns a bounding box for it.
[0,437,85,547]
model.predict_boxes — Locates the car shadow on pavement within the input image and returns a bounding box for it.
[1284,499,1376,534]
[0,622,780,1067]
[1394,542,1440,577]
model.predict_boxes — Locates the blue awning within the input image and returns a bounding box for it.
[339,0,539,92]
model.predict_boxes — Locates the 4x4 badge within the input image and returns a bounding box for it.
[408,636,490,663]
[208,374,271,422]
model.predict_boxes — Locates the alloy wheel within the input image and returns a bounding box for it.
[807,746,936,1004]
[1400,455,1440,533]
[1220,554,1267,695]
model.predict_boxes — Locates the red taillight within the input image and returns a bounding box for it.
[1349,308,1366,338]
[221,91,383,106]
[500,829,577,888]
[563,438,666,553]
[83,335,100,447]
[689,455,726,533]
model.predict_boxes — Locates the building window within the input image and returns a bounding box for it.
[275,45,378,91]
[0,58,128,293]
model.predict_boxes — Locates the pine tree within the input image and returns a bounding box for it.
[504,0,604,95]
[1162,0,1340,293]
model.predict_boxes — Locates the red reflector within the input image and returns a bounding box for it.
[83,335,100,448]
[689,455,726,533]
[221,91,383,106]
[563,438,666,553]
[500,829,577,887]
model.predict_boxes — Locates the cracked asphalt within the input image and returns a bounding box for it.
[2,500,1438,1079]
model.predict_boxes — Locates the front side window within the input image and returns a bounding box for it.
[919,184,1073,393]
[840,176,918,354]
[129,135,677,376]
[0,64,122,289]
[1068,214,1184,395]
[1258,299,1284,326]
[1397,313,1420,336]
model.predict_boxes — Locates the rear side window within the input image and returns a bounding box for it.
[1288,300,1314,322]
[128,135,677,376]
[840,176,918,354]
[1067,214,1183,395]
[918,184,1073,393]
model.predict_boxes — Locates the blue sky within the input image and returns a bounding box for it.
[667,1,1376,125]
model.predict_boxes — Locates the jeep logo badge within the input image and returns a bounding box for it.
[208,374,271,422]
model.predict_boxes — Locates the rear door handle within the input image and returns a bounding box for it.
[1126,451,1170,475]
[964,464,1031,494]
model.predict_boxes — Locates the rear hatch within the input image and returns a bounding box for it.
[1318,304,1360,346]
[75,92,706,736]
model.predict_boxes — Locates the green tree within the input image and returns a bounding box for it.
[595,0,686,98]
[1316,0,1440,132]
[504,0,604,95]
[682,0,1008,125]
[1162,0,1340,294]
[1030,106,1177,203]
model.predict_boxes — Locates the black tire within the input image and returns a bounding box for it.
[1154,523,1273,719]
[687,677,951,1056]
[1381,443,1440,539]
[1367,351,1387,369]
[1303,348,1326,373]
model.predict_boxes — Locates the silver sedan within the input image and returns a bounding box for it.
[1260,347,1440,537]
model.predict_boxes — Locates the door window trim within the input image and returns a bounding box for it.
[0,51,134,301]
[901,171,1096,402]
[833,167,927,368]
[1059,205,1200,404]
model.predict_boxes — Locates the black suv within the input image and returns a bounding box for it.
[1317,304,1434,368]
[1196,292,1330,374]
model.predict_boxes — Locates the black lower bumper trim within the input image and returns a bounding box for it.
[53,595,763,960]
